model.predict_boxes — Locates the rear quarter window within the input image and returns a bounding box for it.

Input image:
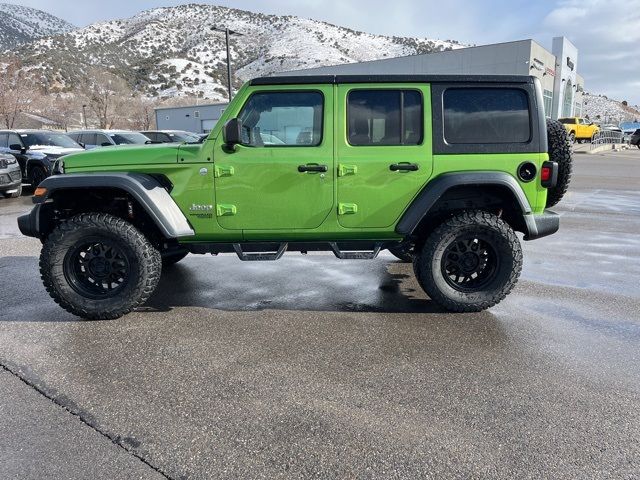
[443,88,531,144]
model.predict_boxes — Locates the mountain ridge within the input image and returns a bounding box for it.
[0,3,74,50]
[4,3,462,100]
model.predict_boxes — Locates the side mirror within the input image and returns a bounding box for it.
[101,142,112,147]
[9,143,25,153]
[223,118,243,149]
[78,142,86,149]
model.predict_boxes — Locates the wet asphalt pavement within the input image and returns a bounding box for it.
[1,150,639,479]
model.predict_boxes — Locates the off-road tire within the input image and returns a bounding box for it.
[40,213,161,320]
[29,166,47,187]
[546,119,573,207]
[413,211,522,312]
[388,245,413,263]
[161,250,189,267]
[2,183,21,198]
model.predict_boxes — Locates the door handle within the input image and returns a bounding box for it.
[298,164,328,173]
[389,163,419,172]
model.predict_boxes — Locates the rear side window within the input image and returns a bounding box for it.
[82,133,97,146]
[558,118,576,125]
[443,88,530,144]
[238,91,323,147]
[347,90,423,146]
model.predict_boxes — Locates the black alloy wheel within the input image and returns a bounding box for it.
[64,238,131,299]
[441,234,499,292]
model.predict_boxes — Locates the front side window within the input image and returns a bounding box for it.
[443,88,531,144]
[347,90,423,146]
[109,132,150,145]
[8,133,23,149]
[238,91,323,147]
[95,134,111,146]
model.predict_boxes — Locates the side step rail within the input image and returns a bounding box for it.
[329,242,382,260]
[233,243,288,261]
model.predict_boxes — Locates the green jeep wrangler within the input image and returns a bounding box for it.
[19,74,572,320]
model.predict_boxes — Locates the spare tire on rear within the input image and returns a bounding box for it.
[545,119,573,207]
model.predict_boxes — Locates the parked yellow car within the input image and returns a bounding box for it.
[558,117,599,143]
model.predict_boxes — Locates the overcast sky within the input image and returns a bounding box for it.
[7,0,640,104]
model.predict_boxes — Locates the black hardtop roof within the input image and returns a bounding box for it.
[250,74,536,86]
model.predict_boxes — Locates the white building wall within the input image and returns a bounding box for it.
[551,37,579,118]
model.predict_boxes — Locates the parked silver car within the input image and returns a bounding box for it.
[67,130,152,149]
[0,153,22,198]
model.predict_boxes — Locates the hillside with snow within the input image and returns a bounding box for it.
[6,4,462,100]
[583,92,640,124]
[0,3,74,50]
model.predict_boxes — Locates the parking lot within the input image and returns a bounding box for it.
[1,150,639,478]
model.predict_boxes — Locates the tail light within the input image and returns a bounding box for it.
[541,161,558,188]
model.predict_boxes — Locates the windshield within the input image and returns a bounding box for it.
[21,132,82,149]
[109,132,151,145]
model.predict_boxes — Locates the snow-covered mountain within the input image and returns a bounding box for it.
[0,3,74,50]
[582,92,640,124]
[7,4,462,100]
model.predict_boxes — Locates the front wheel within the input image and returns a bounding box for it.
[40,213,162,320]
[29,166,47,187]
[413,211,522,312]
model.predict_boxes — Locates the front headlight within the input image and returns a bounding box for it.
[5,156,16,164]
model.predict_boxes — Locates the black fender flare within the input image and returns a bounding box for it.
[19,172,194,239]
[395,172,539,237]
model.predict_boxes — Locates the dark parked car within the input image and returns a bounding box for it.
[631,129,640,148]
[0,152,22,198]
[67,130,153,149]
[140,130,201,144]
[0,130,84,186]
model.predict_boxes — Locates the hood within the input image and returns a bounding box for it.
[29,145,84,157]
[62,143,185,171]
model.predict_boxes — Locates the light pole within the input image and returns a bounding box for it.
[82,104,88,128]
[211,26,243,101]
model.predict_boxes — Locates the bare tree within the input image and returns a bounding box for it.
[34,93,82,131]
[126,96,159,130]
[0,58,37,128]
[79,68,132,129]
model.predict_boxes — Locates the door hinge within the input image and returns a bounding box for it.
[216,204,237,216]
[214,165,234,178]
[337,164,358,177]
[338,203,358,215]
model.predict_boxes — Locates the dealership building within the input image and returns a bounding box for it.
[281,36,583,120]
[155,102,227,134]
[156,36,582,131]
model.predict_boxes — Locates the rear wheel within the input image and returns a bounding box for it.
[40,213,162,320]
[388,245,413,263]
[568,131,576,143]
[413,211,522,312]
